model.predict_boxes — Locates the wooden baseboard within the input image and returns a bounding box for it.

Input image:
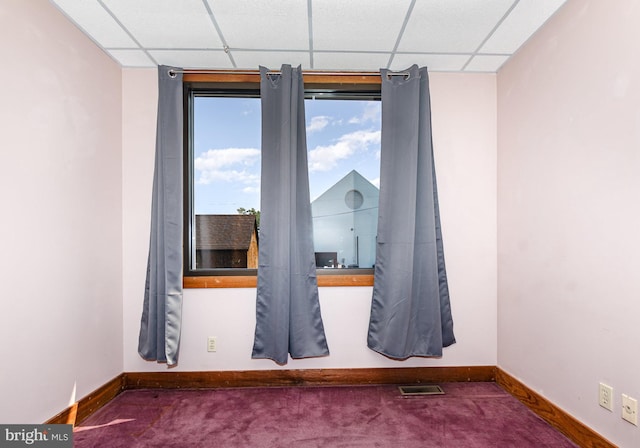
[46,366,493,425]
[48,364,615,448]
[123,365,496,390]
[46,374,125,426]
[496,368,616,448]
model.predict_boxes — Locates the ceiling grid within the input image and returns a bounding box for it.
[50,0,567,72]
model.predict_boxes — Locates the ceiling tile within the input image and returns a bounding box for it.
[480,0,567,54]
[313,52,391,71]
[398,0,514,53]
[101,0,222,49]
[50,0,137,48]
[207,0,308,50]
[464,55,510,72]
[148,50,234,69]
[231,51,311,70]
[312,0,412,52]
[51,0,564,72]
[106,49,155,67]
[390,54,470,72]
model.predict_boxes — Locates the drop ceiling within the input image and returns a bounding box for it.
[50,0,567,73]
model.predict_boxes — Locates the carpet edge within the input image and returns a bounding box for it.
[496,368,617,448]
[45,373,125,427]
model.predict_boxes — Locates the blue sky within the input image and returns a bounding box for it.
[193,96,381,215]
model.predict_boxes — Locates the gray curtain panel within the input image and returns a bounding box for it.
[138,66,184,366]
[367,65,455,359]
[252,65,329,365]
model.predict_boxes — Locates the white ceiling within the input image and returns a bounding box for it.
[50,0,567,73]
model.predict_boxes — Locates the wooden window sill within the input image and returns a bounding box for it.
[183,275,374,288]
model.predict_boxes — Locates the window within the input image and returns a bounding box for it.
[183,73,381,286]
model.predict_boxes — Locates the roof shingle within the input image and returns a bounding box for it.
[195,215,257,250]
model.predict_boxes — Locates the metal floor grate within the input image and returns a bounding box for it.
[398,385,445,397]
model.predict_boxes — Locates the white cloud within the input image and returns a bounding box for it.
[348,102,381,124]
[194,147,260,185]
[370,177,380,188]
[306,115,330,133]
[308,129,380,172]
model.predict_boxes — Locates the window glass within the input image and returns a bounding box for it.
[190,95,261,271]
[306,99,381,269]
[187,90,380,273]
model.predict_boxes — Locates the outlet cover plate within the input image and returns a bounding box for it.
[207,336,217,352]
[599,383,613,411]
[622,394,638,425]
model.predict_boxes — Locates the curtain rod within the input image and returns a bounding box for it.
[168,69,410,79]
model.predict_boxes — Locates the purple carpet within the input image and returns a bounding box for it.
[73,382,578,447]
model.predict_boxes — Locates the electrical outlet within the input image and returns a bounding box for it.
[207,336,217,352]
[599,383,613,411]
[622,394,638,425]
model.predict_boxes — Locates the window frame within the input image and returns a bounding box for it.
[182,71,381,288]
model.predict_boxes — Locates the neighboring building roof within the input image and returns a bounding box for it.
[196,214,257,250]
[311,170,379,212]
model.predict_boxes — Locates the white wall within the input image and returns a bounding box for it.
[0,0,123,423]
[497,1,640,446]
[122,71,498,372]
